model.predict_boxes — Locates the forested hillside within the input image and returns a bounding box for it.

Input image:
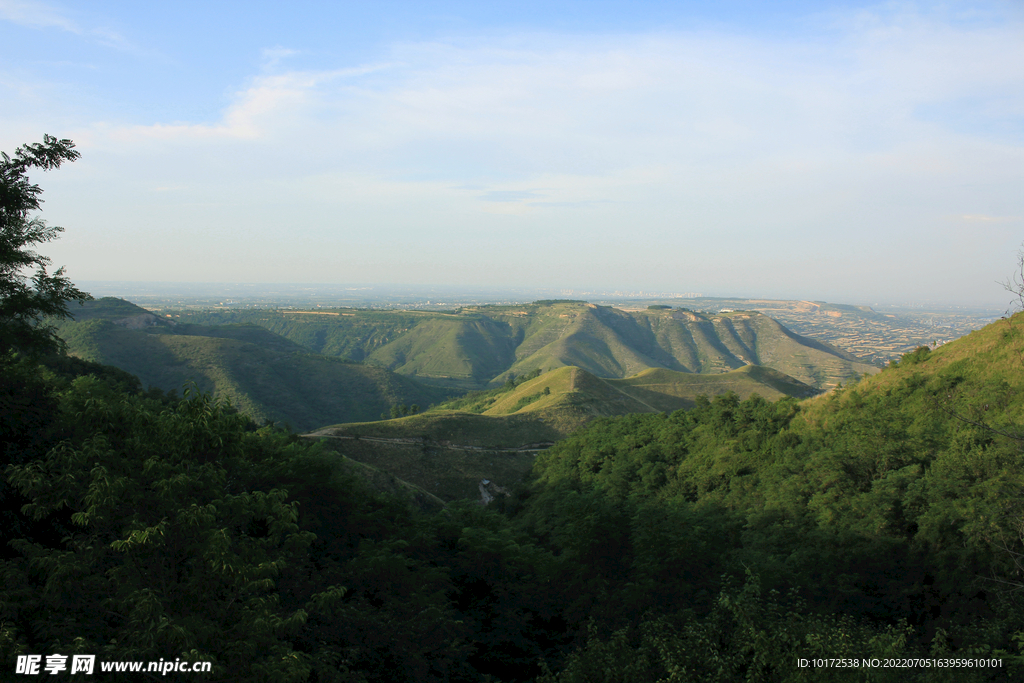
[4,311,1023,681]
[511,313,1024,681]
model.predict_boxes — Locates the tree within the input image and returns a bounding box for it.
[2,381,323,680]
[1003,243,1024,319]
[0,135,90,356]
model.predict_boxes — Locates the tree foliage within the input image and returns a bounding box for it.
[0,367,567,681]
[4,317,1024,680]
[0,135,90,356]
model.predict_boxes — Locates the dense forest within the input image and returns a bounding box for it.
[4,313,1024,680]
[4,138,1024,680]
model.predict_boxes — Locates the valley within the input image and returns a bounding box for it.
[54,297,881,502]
[16,305,1024,681]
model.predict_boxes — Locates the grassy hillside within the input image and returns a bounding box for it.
[606,364,818,412]
[800,313,1024,428]
[366,314,516,385]
[311,410,564,448]
[307,367,637,501]
[53,299,451,431]
[160,307,428,361]
[310,362,819,501]
[483,367,659,437]
[164,301,877,391]
[422,303,874,390]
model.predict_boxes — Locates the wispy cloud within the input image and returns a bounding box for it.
[959,214,1022,223]
[80,12,1024,227]
[261,46,300,69]
[102,64,390,142]
[0,0,136,51]
[479,190,543,202]
[0,0,76,31]
[22,3,1024,303]
[118,16,1019,176]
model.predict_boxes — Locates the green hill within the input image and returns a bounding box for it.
[474,303,875,390]
[799,313,1024,429]
[482,366,652,416]
[162,307,430,360]
[366,314,516,386]
[53,298,451,431]
[604,364,818,412]
[308,361,819,501]
[165,301,877,391]
[310,312,1020,509]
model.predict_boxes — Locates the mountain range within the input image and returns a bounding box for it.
[53,298,451,431]
[54,298,876,435]
[166,300,878,388]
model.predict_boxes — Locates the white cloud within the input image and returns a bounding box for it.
[25,4,1024,303]
[0,0,136,51]
[261,46,300,69]
[0,0,77,32]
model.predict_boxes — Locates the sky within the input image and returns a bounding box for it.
[2,0,1022,307]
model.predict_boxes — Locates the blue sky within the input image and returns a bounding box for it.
[2,1,1022,306]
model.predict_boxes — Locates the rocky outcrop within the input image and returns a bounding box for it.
[478,479,510,506]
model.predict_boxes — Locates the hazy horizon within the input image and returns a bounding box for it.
[74,280,1008,313]
[4,1,1022,308]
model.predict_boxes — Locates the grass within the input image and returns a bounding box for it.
[804,312,1024,426]
[53,299,453,432]
[431,368,545,413]
[151,299,877,392]
[311,361,824,501]
[56,298,877,503]
[312,410,564,448]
